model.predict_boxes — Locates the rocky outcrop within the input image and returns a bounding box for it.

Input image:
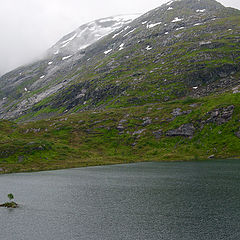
[236,129,240,139]
[166,123,195,137]
[153,129,163,139]
[202,105,234,125]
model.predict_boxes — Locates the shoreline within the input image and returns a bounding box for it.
[1,157,239,175]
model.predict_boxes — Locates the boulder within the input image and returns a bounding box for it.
[166,123,195,137]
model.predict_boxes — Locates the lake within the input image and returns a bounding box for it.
[0,160,240,240]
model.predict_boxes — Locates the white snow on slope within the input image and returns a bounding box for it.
[196,9,206,13]
[119,43,125,51]
[172,17,183,23]
[61,33,77,45]
[62,55,72,60]
[104,49,112,55]
[50,14,140,55]
[147,22,162,29]
[194,23,202,26]
[176,27,185,30]
[123,28,136,37]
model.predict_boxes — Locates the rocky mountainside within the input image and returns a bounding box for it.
[0,14,140,119]
[0,0,239,121]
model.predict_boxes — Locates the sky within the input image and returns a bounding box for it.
[0,0,239,75]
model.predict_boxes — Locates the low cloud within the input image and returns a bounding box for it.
[0,0,239,75]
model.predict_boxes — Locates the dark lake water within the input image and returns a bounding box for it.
[1,160,240,240]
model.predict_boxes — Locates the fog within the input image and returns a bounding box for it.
[0,0,239,75]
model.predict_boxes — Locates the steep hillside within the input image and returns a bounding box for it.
[0,0,239,121]
[0,14,139,119]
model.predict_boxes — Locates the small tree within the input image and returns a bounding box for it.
[8,193,14,202]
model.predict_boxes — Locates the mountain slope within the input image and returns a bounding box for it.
[0,14,140,119]
[0,0,239,173]
[48,14,140,56]
[0,0,240,121]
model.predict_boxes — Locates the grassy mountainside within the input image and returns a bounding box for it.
[0,92,239,173]
[0,0,239,173]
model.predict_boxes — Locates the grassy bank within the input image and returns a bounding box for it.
[0,92,239,174]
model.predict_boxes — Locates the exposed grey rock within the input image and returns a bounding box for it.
[166,123,195,137]
[117,125,125,131]
[133,129,146,136]
[232,85,240,94]
[153,129,163,139]
[142,117,152,126]
[171,108,182,117]
[18,156,24,163]
[189,103,198,108]
[202,105,234,125]
[119,119,127,123]
[235,129,240,138]
[171,108,192,117]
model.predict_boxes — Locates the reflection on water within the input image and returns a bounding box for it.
[0,160,240,240]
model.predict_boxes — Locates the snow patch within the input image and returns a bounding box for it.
[146,45,152,51]
[165,32,169,35]
[104,49,112,55]
[194,23,202,26]
[196,9,206,13]
[60,41,70,48]
[166,1,173,6]
[54,50,59,55]
[78,44,90,50]
[112,29,124,39]
[193,87,198,89]
[142,21,147,25]
[123,28,136,37]
[99,18,113,23]
[62,55,72,60]
[119,43,125,51]
[61,33,77,44]
[24,88,28,92]
[167,7,173,10]
[172,17,183,23]
[40,75,45,79]
[147,22,162,29]
[48,61,53,65]
[176,27,185,31]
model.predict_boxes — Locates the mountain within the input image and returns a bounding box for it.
[0,0,239,173]
[0,14,140,119]
[0,0,239,121]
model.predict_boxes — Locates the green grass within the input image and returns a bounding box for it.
[0,92,239,174]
